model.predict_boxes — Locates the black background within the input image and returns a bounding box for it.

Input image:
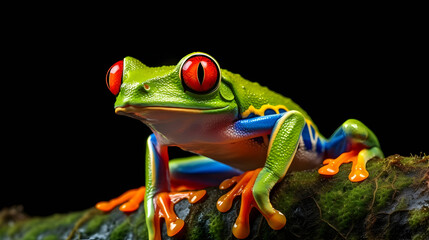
[1,9,427,217]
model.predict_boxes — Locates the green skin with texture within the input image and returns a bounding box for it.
[110,52,383,239]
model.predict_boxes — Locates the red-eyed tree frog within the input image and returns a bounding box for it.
[96,53,383,239]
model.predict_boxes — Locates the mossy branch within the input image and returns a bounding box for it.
[1,155,428,240]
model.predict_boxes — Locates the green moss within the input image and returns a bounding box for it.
[84,213,108,234]
[208,212,225,240]
[41,234,59,240]
[319,180,373,230]
[410,206,429,240]
[18,211,83,240]
[187,216,206,240]
[273,170,320,214]
[110,220,131,240]
[1,217,30,237]
[287,170,320,189]
[372,185,393,211]
[369,158,414,212]
[393,172,413,190]
[395,197,409,211]
[400,155,426,167]
[273,190,297,214]
[132,209,148,239]
[366,157,388,177]
[413,232,429,240]
[409,206,429,228]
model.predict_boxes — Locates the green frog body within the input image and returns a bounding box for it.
[98,53,383,239]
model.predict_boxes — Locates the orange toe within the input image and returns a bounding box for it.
[349,169,369,182]
[119,186,146,212]
[318,161,340,176]
[349,154,369,182]
[217,171,254,213]
[219,175,244,190]
[96,188,139,212]
[229,170,260,239]
[266,210,286,230]
[154,189,206,237]
[156,192,184,237]
[319,149,371,182]
[318,150,359,176]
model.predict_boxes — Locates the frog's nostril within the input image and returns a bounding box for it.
[143,83,150,91]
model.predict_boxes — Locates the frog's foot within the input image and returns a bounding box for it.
[96,186,145,213]
[153,190,206,238]
[319,147,382,182]
[318,150,359,177]
[217,168,286,239]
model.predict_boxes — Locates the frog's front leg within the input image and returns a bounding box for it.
[144,134,206,240]
[217,111,305,239]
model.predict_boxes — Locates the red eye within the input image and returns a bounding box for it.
[106,60,124,95]
[180,54,221,94]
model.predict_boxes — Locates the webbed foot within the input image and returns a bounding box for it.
[318,150,359,179]
[319,147,382,182]
[320,119,384,182]
[153,190,206,238]
[96,186,145,212]
[217,168,286,239]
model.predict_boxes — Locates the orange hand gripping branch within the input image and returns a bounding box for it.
[217,168,286,239]
[153,190,206,239]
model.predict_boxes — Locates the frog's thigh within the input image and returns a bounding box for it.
[169,156,243,189]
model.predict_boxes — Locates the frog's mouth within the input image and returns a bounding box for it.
[115,106,206,114]
[114,105,232,122]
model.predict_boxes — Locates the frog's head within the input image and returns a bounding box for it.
[106,52,237,122]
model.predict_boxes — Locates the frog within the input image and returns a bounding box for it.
[96,52,384,240]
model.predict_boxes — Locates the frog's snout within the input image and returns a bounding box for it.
[115,107,126,114]
[114,106,146,121]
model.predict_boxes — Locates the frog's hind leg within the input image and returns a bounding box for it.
[319,119,384,182]
[169,155,243,191]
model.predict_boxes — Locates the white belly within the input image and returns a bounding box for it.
[120,106,323,172]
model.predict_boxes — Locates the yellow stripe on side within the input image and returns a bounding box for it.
[241,104,320,137]
[241,104,289,118]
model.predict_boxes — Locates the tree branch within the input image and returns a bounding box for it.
[1,155,428,240]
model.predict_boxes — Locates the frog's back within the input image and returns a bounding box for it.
[222,69,318,131]
[221,69,325,171]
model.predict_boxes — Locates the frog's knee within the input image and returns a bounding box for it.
[341,119,369,142]
[285,110,305,120]
[278,110,305,128]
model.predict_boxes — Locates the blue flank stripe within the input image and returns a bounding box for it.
[301,123,312,150]
[236,113,326,155]
[234,114,285,133]
[301,123,325,154]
